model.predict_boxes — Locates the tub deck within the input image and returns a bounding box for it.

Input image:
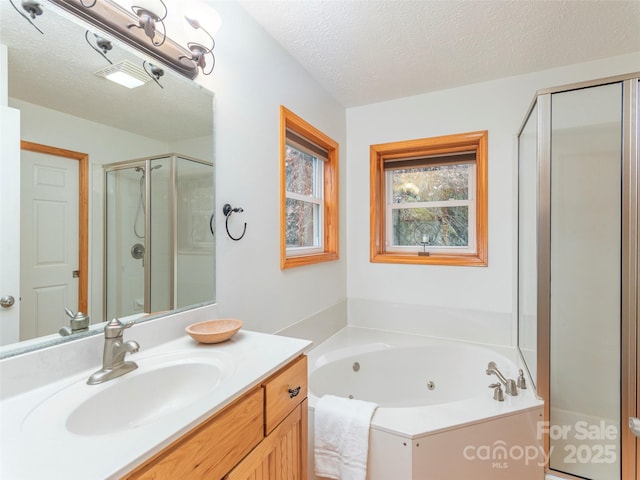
[308,326,542,438]
[307,327,545,480]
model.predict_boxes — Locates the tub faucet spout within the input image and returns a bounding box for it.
[486,361,518,396]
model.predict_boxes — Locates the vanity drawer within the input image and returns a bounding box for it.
[263,355,307,435]
[124,387,264,480]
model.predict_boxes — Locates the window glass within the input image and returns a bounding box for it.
[391,164,470,203]
[387,162,473,249]
[391,206,469,247]
[285,146,318,197]
[285,198,320,248]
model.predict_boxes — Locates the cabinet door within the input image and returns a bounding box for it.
[226,400,308,480]
[125,387,264,480]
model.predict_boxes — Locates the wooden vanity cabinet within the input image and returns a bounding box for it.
[225,399,307,480]
[226,355,308,480]
[124,355,308,480]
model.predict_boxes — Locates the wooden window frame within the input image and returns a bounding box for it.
[280,106,339,269]
[370,130,488,267]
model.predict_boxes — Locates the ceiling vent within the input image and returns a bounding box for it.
[93,60,150,89]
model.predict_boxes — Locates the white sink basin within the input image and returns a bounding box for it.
[22,351,235,437]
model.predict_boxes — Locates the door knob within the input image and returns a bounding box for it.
[629,417,640,437]
[0,296,15,308]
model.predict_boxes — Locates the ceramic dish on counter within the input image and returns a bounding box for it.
[185,319,243,344]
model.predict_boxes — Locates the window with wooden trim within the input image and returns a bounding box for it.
[280,106,339,269]
[370,131,488,266]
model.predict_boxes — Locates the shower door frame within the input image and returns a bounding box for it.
[103,155,177,319]
[519,72,640,480]
[103,153,214,320]
[623,77,639,480]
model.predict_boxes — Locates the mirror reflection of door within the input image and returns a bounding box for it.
[19,142,88,340]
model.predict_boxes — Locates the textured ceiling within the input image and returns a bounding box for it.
[1,1,213,142]
[3,0,638,125]
[239,0,640,107]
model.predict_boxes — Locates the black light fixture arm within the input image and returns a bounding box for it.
[182,13,216,76]
[223,204,247,241]
[85,30,113,64]
[9,0,44,34]
[143,61,164,88]
[127,1,167,47]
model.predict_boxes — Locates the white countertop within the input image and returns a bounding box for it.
[0,330,310,480]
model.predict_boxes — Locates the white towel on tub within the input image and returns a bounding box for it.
[314,394,378,480]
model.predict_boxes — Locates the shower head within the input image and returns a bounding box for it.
[134,165,162,178]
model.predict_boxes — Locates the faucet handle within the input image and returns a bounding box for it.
[488,383,504,401]
[517,369,527,389]
[104,318,135,338]
[66,307,88,320]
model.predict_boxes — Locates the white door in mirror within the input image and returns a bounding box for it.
[20,151,79,339]
[0,107,21,345]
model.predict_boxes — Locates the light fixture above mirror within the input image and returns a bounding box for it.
[16,0,219,80]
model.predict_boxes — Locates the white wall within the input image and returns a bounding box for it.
[346,52,640,347]
[0,45,7,106]
[170,135,214,163]
[189,1,348,334]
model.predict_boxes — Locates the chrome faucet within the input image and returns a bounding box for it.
[486,361,518,396]
[59,307,90,336]
[87,318,140,385]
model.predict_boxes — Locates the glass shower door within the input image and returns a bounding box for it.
[517,104,538,388]
[105,164,146,321]
[548,82,623,480]
[148,157,172,315]
[175,156,215,308]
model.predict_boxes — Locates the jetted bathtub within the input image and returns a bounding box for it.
[307,327,544,480]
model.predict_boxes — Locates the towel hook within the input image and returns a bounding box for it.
[223,203,247,241]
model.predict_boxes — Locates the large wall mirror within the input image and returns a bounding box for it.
[0,1,215,357]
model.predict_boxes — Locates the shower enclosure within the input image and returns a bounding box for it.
[517,73,639,479]
[104,154,214,321]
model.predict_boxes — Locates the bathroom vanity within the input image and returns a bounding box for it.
[125,355,308,479]
[0,312,311,480]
